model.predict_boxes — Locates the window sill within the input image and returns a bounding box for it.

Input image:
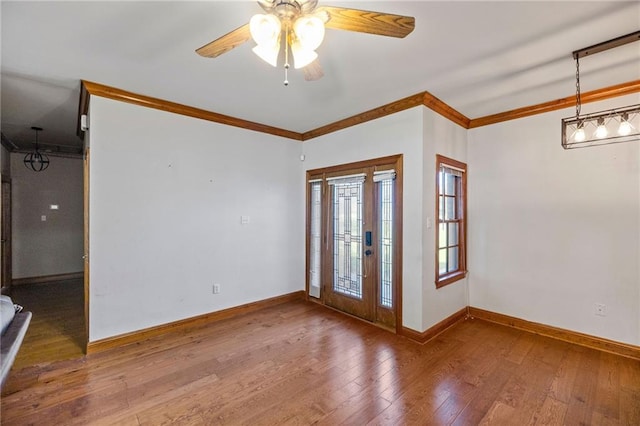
[436,271,466,289]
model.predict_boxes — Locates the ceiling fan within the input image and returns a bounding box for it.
[196,0,415,85]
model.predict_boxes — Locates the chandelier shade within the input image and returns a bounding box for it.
[561,31,640,149]
[23,126,50,172]
[562,104,640,149]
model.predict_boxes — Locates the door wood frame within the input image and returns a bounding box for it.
[305,154,403,333]
[83,148,90,352]
[1,175,12,294]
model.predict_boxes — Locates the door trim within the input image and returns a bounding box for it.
[1,175,12,294]
[83,148,90,352]
[305,154,403,333]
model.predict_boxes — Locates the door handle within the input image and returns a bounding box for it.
[365,249,373,256]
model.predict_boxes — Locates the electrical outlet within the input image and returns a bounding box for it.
[595,303,606,317]
[213,284,221,294]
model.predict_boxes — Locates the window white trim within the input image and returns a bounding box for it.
[372,170,396,182]
[326,173,366,185]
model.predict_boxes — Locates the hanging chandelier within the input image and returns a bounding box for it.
[23,127,50,172]
[562,31,640,149]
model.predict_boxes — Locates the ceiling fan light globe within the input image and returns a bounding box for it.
[291,42,317,69]
[293,16,325,51]
[250,14,281,46]
[252,44,280,67]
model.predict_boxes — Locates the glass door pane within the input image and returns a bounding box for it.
[332,181,363,299]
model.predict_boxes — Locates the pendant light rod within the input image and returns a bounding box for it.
[572,30,640,60]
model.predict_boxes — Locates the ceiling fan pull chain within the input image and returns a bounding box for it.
[284,27,290,86]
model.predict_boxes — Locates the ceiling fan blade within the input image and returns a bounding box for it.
[196,23,251,58]
[317,6,415,38]
[303,59,324,81]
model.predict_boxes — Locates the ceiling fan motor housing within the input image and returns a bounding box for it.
[269,0,318,21]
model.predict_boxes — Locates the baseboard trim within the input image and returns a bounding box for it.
[468,307,640,361]
[399,307,469,344]
[12,272,84,286]
[87,290,306,354]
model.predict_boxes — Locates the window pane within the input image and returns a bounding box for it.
[438,248,448,274]
[445,173,456,196]
[448,247,459,272]
[309,182,322,294]
[333,182,363,299]
[438,195,444,220]
[448,222,458,246]
[379,179,393,308]
[438,223,447,249]
[438,171,444,195]
[445,196,456,220]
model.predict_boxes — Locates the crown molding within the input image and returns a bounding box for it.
[80,80,303,141]
[422,92,471,128]
[79,79,640,142]
[468,79,640,129]
[301,93,425,140]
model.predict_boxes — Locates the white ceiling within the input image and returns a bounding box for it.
[2,1,639,152]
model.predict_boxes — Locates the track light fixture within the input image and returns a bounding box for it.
[562,31,640,149]
[23,127,50,172]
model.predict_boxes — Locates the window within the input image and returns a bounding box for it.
[435,155,467,288]
[308,179,322,298]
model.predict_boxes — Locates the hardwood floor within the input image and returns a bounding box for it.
[7,279,85,370]
[1,299,639,425]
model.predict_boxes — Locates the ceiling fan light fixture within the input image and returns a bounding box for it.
[249,13,281,46]
[293,15,325,51]
[252,42,280,67]
[291,41,317,69]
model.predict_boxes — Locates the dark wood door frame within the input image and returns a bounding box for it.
[83,148,90,352]
[1,175,12,294]
[306,154,403,333]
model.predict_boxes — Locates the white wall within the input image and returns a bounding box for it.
[422,109,469,330]
[88,97,304,341]
[10,153,84,278]
[468,93,640,345]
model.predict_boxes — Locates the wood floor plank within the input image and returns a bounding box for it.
[2,295,639,425]
[528,396,568,425]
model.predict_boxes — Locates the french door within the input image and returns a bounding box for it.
[307,155,402,330]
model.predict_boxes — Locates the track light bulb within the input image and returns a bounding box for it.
[618,113,632,136]
[573,126,586,142]
[594,118,608,139]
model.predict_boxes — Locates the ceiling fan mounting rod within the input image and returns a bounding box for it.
[273,0,302,21]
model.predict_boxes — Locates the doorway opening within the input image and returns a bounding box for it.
[306,155,402,332]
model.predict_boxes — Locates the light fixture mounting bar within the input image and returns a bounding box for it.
[572,30,640,59]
